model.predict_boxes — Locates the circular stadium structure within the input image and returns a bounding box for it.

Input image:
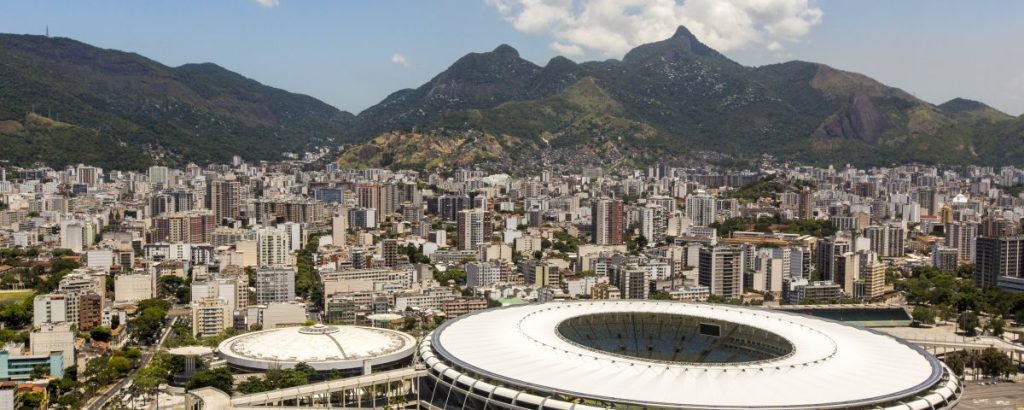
[217,324,416,375]
[420,301,963,409]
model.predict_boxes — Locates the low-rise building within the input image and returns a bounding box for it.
[441,298,488,317]
[29,322,74,370]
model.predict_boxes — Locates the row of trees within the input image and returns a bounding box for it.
[296,234,323,308]
[236,363,317,394]
[943,348,1017,379]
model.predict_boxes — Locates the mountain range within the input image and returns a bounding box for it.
[0,33,353,169]
[1,28,1023,170]
[340,26,1024,170]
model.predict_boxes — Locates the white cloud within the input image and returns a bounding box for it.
[550,42,584,56]
[391,53,410,68]
[254,0,280,7]
[486,0,823,57]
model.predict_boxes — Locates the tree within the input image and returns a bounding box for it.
[957,311,980,336]
[30,364,48,380]
[236,377,269,394]
[90,326,112,342]
[943,353,965,377]
[186,368,234,393]
[540,239,552,250]
[434,269,466,286]
[19,392,44,409]
[56,393,81,408]
[109,356,134,373]
[911,306,936,325]
[955,264,976,280]
[159,275,190,303]
[133,353,172,395]
[131,299,169,344]
[979,347,1015,378]
[293,362,316,381]
[626,235,648,254]
[402,316,417,331]
[989,316,1005,337]
[124,347,142,360]
[0,294,33,329]
[649,291,672,300]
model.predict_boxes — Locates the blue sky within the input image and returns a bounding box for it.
[1,0,1023,116]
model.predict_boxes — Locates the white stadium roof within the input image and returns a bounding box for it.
[426,301,952,409]
[218,324,416,371]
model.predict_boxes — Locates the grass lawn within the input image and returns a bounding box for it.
[0,289,32,305]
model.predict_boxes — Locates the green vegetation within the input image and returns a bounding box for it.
[343,32,1024,170]
[295,235,320,292]
[133,352,174,397]
[159,275,190,303]
[0,289,32,304]
[236,363,317,394]
[0,328,29,345]
[402,244,431,264]
[165,322,199,348]
[649,291,673,300]
[0,34,354,169]
[551,230,581,254]
[943,348,1017,379]
[708,215,839,238]
[82,349,142,395]
[995,183,1024,197]
[295,234,322,308]
[626,234,648,254]
[186,367,235,394]
[130,298,170,344]
[783,219,839,237]
[898,266,1024,335]
[89,326,112,343]
[0,293,33,329]
[911,306,936,325]
[19,392,43,409]
[729,177,785,203]
[957,311,980,336]
[434,269,466,286]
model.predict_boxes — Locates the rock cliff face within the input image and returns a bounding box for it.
[815,93,894,143]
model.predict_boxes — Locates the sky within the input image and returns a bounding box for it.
[1,0,1023,116]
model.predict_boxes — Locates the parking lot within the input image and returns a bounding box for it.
[957,382,1024,409]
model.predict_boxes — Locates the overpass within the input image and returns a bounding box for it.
[881,328,1024,365]
[185,367,427,409]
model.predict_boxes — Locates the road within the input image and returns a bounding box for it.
[86,316,178,410]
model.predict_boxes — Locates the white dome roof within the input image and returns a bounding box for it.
[218,324,416,371]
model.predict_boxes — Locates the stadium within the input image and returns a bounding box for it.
[420,300,963,409]
[217,323,416,375]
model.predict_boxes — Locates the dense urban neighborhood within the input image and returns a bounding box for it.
[1,153,1023,408]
